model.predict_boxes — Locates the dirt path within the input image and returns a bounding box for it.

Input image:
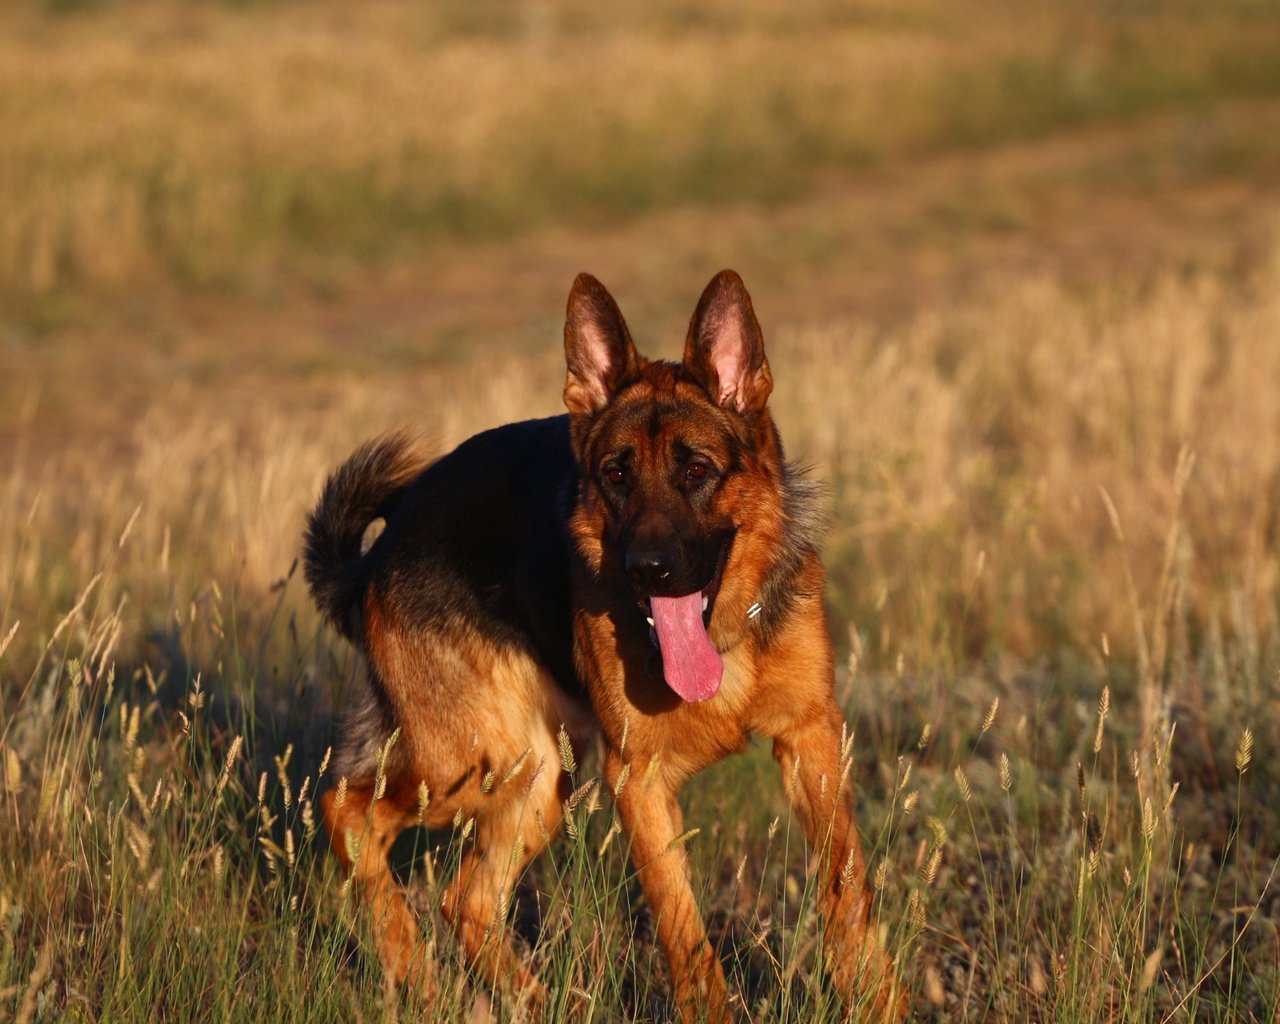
[5,96,1280,450]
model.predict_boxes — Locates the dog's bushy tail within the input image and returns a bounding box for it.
[303,432,427,640]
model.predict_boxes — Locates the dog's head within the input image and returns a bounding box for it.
[563,270,788,702]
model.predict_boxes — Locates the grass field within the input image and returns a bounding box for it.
[2,0,1280,1020]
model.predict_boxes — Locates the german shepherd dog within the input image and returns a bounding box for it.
[304,271,903,1021]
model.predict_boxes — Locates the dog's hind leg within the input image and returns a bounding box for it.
[321,783,434,999]
[440,723,569,1013]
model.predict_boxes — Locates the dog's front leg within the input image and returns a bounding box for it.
[606,749,730,1023]
[772,709,906,1022]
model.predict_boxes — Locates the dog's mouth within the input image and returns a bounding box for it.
[637,541,731,703]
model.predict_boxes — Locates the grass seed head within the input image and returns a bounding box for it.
[127,773,150,821]
[1093,685,1110,753]
[188,674,206,712]
[665,828,700,853]
[501,748,530,788]
[925,817,948,848]
[4,748,20,796]
[1085,812,1102,857]
[907,889,926,928]
[840,848,858,890]
[124,817,152,870]
[215,736,242,799]
[598,821,621,859]
[0,620,19,662]
[924,965,945,1007]
[613,761,631,797]
[921,847,942,887]
[1139,947,1164,992]
[557,725,576,775]
[982,697,998,734]
[1235,727,1253,774]
[527,756,546,795]
[1029,955,1048,996]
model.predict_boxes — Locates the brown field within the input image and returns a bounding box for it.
[1,0,1279,1020]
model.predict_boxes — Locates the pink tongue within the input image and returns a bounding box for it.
[649,593,723,702]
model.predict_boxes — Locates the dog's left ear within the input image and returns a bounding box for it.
[564,273,640,417]
[683,269,772,414]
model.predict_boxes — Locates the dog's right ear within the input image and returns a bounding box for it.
[564,273,639,417]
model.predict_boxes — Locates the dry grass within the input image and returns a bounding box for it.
[3,237,1279,1019]
[2,0,1280,1020]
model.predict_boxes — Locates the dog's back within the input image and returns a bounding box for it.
[306,418,582,681]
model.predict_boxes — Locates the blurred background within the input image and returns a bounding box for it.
[5,0,1280,667]
[2,2,1280,1018]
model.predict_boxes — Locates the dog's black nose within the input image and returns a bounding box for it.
[626,547,676,591]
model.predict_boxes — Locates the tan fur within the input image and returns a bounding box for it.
[325,593,587,1011]
[576,534,903,1022]
[313,271,904,1022]
[563,272,905,1021]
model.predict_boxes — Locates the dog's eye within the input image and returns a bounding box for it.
[604,465,626,487]
[685,462,709,483]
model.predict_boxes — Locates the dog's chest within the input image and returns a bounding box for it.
[658,645,756,770]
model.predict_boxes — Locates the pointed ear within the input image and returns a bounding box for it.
[563,273,640,417]
[682,269,772,414]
